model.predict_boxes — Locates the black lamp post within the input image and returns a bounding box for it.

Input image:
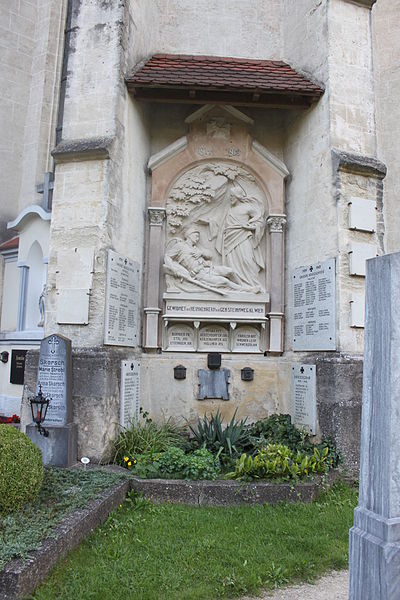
[29,384,50,437]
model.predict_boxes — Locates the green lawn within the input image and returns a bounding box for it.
[32,482,357,600]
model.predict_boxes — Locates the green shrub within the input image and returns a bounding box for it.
[248,414,309,451]
[187,409,251,465]
[0,425,44,513]
[124,446,221,480]
[226,443,331,481]
[112,411,186,465]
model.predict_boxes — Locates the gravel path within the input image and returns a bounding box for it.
[240,570,349,600]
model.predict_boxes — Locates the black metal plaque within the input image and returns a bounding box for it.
[10,349,27,385]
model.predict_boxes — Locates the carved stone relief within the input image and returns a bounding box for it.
[164,162,267,296]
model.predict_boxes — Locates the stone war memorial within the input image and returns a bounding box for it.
[0,0,399,471]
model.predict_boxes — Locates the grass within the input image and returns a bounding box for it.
[0,467,125,570]
[32,482,357,600]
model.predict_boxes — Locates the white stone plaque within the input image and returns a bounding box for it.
[104,250,139,347]
[167,325,195,351]
[291,364,316,434]
[120,360,140,428]
[292,258,336,351]
[198,325,229,351]
[164,298,267,320]
[233,326,261,352]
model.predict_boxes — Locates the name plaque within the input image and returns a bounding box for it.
[167,325,195,351]
[292,258,336,351]
[198,326,229,351]
[233,326,261,352]
[104,250,139,347]
[10,349,28,385]
[120,360,140,428]
[164,299,266,320]
[291,364,316,434]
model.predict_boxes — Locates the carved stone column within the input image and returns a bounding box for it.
[144,207,166,349]
[267,214,286,354]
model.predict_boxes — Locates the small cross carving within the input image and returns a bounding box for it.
[48,336,59,354]
[300,367,305,374]
[309,266,314,272]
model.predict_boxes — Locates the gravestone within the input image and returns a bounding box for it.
[349,252,400,599]
[26,334,77,467]
[291,365,316,434]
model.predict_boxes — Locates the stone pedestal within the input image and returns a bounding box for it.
[26,423,78,468]
[349,252,400,599]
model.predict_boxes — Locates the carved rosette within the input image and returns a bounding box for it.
[148,207,166,226]
[267,214,287,233]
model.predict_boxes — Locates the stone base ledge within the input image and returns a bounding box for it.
[130,473,338,506]
[0,479,129,600]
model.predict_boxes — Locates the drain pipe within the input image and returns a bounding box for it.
[38,0,73,211]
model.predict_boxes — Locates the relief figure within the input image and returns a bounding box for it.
[164,227,246,295]
[201,183,265,293]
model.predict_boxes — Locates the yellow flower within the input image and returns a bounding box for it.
[133,459,137,464]
[123,456,129,462]
[128,461,132,467]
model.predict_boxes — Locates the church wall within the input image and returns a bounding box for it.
[0,1,37,240]
[156,0,282,60]
[373,0,400,253]
[19,0,66,211]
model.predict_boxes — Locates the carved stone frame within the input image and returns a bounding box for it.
[143,105,288,354]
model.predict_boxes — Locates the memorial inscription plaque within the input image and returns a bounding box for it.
[292,258,336,351]
[167,325,195,350]
[291,364,316,434]
[38,334,72,427]
[233,326,260,352]
[198,325,229,351]
[120,360,140,428]
[104,249,139,347]
[10,349,28,385]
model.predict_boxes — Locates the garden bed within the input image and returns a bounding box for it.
[0,471,129,600]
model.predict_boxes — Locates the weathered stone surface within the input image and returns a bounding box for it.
[130,477,326,506]
[314,354,363,474]
[349,252,400,599]
[0,478,129,600]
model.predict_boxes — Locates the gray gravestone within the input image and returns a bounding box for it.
[26,334,77,467]
[349,253,400,599]
[291,365,316,434]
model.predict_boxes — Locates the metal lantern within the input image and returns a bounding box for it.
[29,384,50,437]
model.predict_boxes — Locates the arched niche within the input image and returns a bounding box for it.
[24,241,46,331]
[144,105,288,354]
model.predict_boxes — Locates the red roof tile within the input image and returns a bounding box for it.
[126,54,324,107]
[0,236,19,252]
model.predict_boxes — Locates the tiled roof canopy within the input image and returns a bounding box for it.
[126,54,324,108]
[0,236,19,252]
